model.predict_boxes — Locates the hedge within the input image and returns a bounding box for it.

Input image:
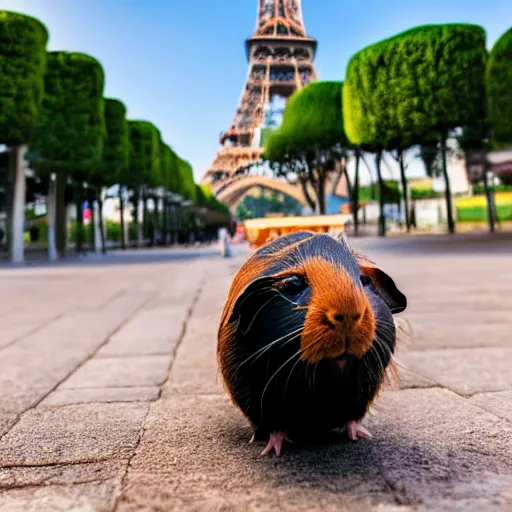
[279,81,347,151]
[175,156,196,202]
[160,143,180,194]
[31,51,105,175]
[0,11,48,146]
[344,24,487,147]
[127,120,161,188]
[101,98,130,186]
[487,27,512,147]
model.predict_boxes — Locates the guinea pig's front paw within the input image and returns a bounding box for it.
[345,421,372,441]
[260,431,293,457]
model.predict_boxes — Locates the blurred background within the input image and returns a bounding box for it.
[1,0,511,261]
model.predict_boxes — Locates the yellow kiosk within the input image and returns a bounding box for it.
[243,214,353,248]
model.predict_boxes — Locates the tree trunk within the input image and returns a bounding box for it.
[97,193,106,254]
[55,174,68,257]
[376,152,386,237]
[88,189,96,252]
[6,146,26,263]
[353,150,360,236]
[47,175,58,261]
[440,134,455,234]
[299,177,316,211]
[398,151,411,232]
[137,186,144,248]
[342,160,352,199]
[119,186,126,250]
[162,198,168,245]
[316,171,327,215]
[484,172,496,233]
[75,186,84,254]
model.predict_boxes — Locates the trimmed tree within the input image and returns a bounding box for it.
[126,120,161,247]
[0,11,48,262]
[487,27,512,148]
[345,23,487,234]
[30,51,105,258]
[264,127,317,212]
[265,81,348,215]
[100,99,130,250]
[160,143,184,244]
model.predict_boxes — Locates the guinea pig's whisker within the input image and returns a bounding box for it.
[260,349,303,419]
[237,327,304,369]
[284,355,304,397]
[236,287,276,316]
[248,330,303,368]
[241,294,279,336]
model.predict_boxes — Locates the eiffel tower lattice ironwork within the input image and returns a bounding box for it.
[202,0,318,188]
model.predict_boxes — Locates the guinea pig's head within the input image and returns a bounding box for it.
[221,231,406,365]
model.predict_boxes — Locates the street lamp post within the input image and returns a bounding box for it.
[484,170,496,233]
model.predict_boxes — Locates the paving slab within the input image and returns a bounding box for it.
[1,239,511,510]
[469,390,512,423]
[118,388,512,511]
[0,291,152,419]
[97,307,187,357]
[0,460,124,489]
[0,478,121,512]
[0,403,148,466]
[40,386,160,406]
[163,316,222,396]
[401,347,512,396]
[59,356,172,390]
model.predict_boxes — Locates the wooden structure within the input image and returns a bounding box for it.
[244,213,353,247]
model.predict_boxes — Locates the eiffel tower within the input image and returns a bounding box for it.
[202,0,318,187]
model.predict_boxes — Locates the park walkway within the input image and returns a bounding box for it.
[0,236,511,511]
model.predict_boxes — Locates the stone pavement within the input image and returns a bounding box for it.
[0,235,511,511]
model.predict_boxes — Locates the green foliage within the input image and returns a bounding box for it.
[160,143,181,194]
[69,220,92,243]
[344,24,487,148]
[175,156,196,201]
[418,144,442,178]
[235,192,301,221]
[472,183,512,194]
[359,181,401,203]
[100,98,130,186]
[410,187,443,200]
[457,204,512,222]
[279,81,347,151]
[487,27,512,147]
[105,220,121,242]
[263,130,293,162]
[30,51,105,176]
[127,120,161,187]
[0,11,48,146]
[259,127,276,148]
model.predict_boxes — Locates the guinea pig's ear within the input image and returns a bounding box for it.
[229,276,277,335]
[360,264,407,314]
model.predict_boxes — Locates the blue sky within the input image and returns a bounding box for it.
[1,0,511,182]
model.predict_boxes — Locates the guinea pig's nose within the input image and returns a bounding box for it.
[324,310,361,329]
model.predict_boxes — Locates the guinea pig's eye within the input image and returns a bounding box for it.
[360,274,372,287]
[280,275,308,294]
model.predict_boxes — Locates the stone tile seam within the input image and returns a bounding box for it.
[94,353,174,359]
[94,288,127,312]
[0,312,65,353]
[0,457,112,471]
[113,273,206,512]
[0,292,157,445]
[40,400,157,408]
[0,477,109,492]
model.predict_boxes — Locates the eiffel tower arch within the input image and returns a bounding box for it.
[202,0,318,208]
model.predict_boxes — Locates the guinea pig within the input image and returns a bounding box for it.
[217,231,407,456]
